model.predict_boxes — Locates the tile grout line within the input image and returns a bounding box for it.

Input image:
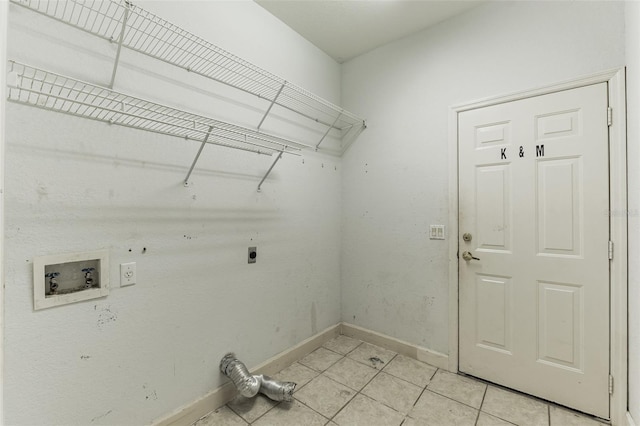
[324,369,361,423]
[334,350,443,425]
[322,339,364,357]
[477,386,535,426]
[299,352,344,374]
[421,387,485,412]
[401,361,438,414]
[410,367,438,409]
[326,354,384,422]
[327,351,400,424]
[290,376,345,421]
[357,353,417,417]
[379,357,437,389]
[306,339,367,373]
[228,396,280,425]
[474,383,489,426]
[400,366,439,424]
[426,370,489,411]
[343,346,398,370]
[253,400,281,425]
[471,377,556,410]
[289,396,333,424]
[292,344,374,425]
[330,363,384,394]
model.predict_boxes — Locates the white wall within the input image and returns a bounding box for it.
[626,2,640,423]
[341,1,625,355]
[5,1,343,424]
[0,1,7,424]
[5,0,637,423]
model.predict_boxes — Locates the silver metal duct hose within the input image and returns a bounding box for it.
[220,353,296,402]
[220,353,261,398]
[255,374,297,401]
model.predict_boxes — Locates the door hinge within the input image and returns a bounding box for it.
[609,375,614,394]
[608,241,614,260]
[607,107,613,126]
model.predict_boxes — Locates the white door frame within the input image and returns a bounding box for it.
[447,69,628,425]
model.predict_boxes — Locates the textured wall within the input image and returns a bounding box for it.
[341,1,625,355]
[4,1,343,424]
[0,2,8,424]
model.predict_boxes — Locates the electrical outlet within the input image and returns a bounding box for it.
[120,262,136,287]
[248,247,257,264]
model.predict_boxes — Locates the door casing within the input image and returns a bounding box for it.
[447,69,628,425]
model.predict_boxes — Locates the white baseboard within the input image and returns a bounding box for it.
[340,323,449,370]
[629,411,638,426]
[251,323,341,377]
[153,322,447,425]
[153,382,237,426]
[153,323,341,426]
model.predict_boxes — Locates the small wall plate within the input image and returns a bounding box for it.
[429,225,446,240]
[248,247,257,264]
[33,249,109,310]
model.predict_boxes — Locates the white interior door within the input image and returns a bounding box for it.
[458,83,610,418]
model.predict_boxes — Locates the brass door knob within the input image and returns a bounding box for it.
[462,251,480,261]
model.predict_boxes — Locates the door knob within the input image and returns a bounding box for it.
[462,251,480,261]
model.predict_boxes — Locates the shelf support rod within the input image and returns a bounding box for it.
[341,121,367,154]
[257,82,286,131]
[183,125,214,186]
[257,150,284,192]
[109,0,131,89]
[315,111,342,151]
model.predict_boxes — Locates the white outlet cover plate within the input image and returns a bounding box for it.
[120,262,136,287]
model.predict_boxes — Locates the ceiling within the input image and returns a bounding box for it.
[255,1,482,63]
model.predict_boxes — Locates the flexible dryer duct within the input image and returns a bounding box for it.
[220,353,296,402]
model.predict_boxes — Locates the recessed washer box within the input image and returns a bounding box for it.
[33,250,109,310]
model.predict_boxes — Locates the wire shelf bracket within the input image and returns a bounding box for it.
[108,0,130,89]
[7,61,302,190]
[257,150,283,192]
[9,0,367,154]
[183,125,213,187]
[257,82,285,131]
[316,111,342,151]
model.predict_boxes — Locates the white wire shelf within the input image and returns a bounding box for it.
[9,0,367,151]
[7,61,302,190]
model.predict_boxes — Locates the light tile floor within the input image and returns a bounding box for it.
[194,336,608,426]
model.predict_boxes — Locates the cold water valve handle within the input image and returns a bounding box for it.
[82,268,96,288]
